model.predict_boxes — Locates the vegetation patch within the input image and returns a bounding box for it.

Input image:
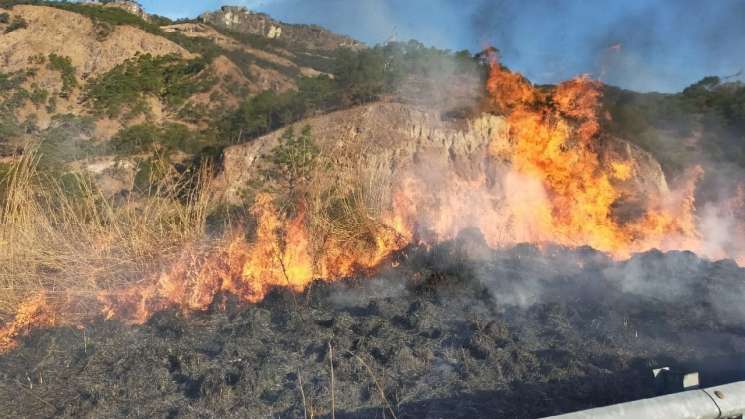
[36,115,97,170]
[603,76,745,174]
[221,41,483,144]
[3,15,26,33]
[85,53,216,119]
[47,53,77,98]
[0,0,163,33]
[109,122,212,156]
[0,72,27,146]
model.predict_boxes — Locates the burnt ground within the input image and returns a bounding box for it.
[2,230,745,418]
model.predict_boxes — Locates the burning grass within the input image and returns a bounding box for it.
[0,138,403,349]
[0,149,214,347]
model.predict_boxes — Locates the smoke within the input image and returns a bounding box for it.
[602,250,745,326]
[328,276,408,308]
[466,0,745,92]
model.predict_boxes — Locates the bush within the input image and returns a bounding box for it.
[0,12,9,24]
[3,15,26,33]
[250,125,319,217]
[602,77,745,174]
[36,115,97,170]
[29,84,49,105]
[111,122,212,156]
[0,114,21,142]
[47,54,77,98]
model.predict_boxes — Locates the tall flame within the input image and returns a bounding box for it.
[390,58,706,258]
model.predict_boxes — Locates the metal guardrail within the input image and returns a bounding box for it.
[543,380,745,419]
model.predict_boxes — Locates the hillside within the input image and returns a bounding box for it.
[2,1,742,200]
[0,2,485,196]
[0,1,350,142]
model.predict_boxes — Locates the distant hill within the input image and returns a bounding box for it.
[199,5,364,52]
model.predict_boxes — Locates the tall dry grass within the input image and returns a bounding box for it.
[0,149,214,324]
[0,134,399,329]
[306,154,395,258]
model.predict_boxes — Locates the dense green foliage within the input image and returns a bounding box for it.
[109,122,209,155]
[47,53,77,97]
[85,53,216,118]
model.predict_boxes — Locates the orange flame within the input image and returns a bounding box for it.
[389,58,714,259]
[93,192,407,326]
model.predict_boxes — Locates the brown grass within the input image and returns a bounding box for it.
[0,148,214,324]
[305,154,394,260]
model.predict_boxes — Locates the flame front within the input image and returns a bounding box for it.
[2,57,744,351]
[91,192,407,326]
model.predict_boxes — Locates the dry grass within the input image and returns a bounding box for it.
[305,154,394,258]
[0,148,214,323]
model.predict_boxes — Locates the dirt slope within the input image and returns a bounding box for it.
[0,5,193,77]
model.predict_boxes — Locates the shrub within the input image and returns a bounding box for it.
[3,15,26,33]
[36,115,97,170]
[47,54,78,98]
[602,78,745,174]
[29,84,49,105]
[0,114,21,141]
[110,122,211,156]
[249,125,319,218]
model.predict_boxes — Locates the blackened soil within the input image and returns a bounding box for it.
[3,233,745,418]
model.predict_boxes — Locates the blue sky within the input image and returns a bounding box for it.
[138,0,745,93]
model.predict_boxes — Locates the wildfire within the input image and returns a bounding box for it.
[389,57,705,258]
[2,54,744,352]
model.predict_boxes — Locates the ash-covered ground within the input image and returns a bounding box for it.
[2,230,745,418]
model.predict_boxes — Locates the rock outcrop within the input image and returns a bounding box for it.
[83,0,149,21]
[199,6,364,51]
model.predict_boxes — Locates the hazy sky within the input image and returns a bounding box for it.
[137,0,745,93]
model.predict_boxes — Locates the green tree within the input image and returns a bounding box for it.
[253,125,319,217]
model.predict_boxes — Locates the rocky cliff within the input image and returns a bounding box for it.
[199,6,364,51]
[83,0,149,21]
